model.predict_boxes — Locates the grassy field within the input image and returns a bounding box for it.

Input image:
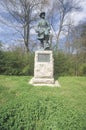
[0,75,86,130]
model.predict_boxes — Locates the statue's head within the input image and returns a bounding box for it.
[39,12,45,18]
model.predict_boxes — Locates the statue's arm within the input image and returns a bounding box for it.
[46,21,51,31]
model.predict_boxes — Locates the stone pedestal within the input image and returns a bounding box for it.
[30,51,55,85]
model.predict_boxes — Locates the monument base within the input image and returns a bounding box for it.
[31,77,54,84]
[29,50,60,87]
[29,78,60,87]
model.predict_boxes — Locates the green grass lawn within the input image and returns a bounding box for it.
[0,75,86,130]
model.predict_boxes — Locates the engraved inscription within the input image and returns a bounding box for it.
[38,54,50,62]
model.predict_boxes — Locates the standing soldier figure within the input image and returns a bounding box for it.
[36,12,51,50]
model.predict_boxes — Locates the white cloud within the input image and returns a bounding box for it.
[30,28,36,35]
[0,27,4,33]
[71,1,86,25]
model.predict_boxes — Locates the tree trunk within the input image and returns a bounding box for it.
[24,24,30,53]
[56,13,64,51]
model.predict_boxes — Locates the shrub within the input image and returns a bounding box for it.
[0,50,34,76]
[79,64,86,76]
[54,52,70,77]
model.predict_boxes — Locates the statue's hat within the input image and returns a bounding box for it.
[39,12,45,17]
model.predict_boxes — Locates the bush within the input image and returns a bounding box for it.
[79,64,86,76]
[0,50,6,74]
[0,49,34,76]
[54,52,70,77]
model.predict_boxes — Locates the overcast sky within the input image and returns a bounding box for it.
[0,0,86,48]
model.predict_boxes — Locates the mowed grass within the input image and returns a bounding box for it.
[0,75,86,130]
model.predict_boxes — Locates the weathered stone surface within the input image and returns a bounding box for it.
[29,50,57,86]
[29,78,61,87]
[34,51,54,79]
[32,78,55,84]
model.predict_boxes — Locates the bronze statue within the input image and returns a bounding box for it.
[36,12,51,50]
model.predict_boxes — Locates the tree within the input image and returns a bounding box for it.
[75,21,86,63]
[50,0,81,50]
[80,21,86,51]
[67,21,86,76]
